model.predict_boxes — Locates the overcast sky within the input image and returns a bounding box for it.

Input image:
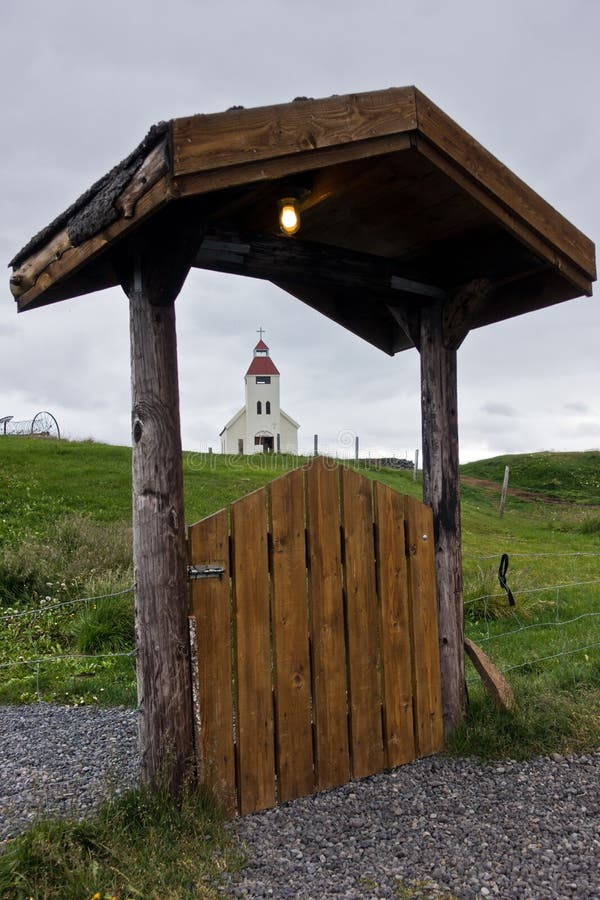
[1,0,598,462]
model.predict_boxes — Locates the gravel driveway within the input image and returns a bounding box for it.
[1,705,599,899]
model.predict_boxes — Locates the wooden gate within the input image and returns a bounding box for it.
[188,457,443,816]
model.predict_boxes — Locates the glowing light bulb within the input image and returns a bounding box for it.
[279,198,300,235]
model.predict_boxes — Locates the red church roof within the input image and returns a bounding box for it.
[246,340,280,376]
[246,355,280,376]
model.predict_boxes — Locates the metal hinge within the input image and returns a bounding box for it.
[187,564,225,580]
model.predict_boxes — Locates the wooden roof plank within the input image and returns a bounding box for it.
[171,88,418,177]
[15,175,170,312]
[172,133,414,201]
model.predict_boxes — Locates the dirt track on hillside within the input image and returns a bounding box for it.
[461,475,574,505]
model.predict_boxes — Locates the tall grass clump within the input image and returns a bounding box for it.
[0,513,132,606]
[579,517,600,535]
[0,781,244,899]
[463,565,509,622]
[70,590,134,653]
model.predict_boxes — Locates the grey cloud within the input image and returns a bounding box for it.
[564,402,591,415]
[481,403,519,418]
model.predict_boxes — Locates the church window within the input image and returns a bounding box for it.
[257,401,262,414]
[256,376,271,384]
[266,401,271,415]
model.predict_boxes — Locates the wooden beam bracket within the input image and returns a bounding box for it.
[442,278,492,349]
[387,303,423,350]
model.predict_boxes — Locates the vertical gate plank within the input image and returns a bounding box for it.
[231,487,275,814]
[341,468,384,778]
[188,510,235,814]
[305,457,350,790]
[373,482,416,767]
[404,495,444,757]
[270,469,314,802]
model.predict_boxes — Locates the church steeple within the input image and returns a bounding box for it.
[220,332,299,455]
[246,339,280,376]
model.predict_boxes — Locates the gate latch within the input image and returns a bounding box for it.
[187,564,225,580]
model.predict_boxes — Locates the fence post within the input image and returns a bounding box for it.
[499,465,510,517]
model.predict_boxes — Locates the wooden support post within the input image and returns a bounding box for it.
[419,302,465,736]
[117,206,204,791]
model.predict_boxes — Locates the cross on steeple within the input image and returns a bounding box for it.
[257,327,266,341]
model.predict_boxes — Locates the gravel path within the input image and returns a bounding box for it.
[2,705,600,898]
[229,753,600,899]
[0,704,139,841]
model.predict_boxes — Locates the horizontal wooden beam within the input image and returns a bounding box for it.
[193,230,446,303]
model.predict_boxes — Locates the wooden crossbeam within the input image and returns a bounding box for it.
[193,230,446,302]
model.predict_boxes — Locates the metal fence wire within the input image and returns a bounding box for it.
[0,585,135,702]
[1,551,599,699]
[464,551,600,685]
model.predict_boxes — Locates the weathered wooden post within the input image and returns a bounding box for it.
[419,301,465,735]
[117,207,203,790]
[389,295,469,735]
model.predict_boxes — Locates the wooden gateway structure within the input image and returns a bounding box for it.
[9,87,596,792]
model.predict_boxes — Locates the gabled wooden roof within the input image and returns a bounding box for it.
[9,86,595,355]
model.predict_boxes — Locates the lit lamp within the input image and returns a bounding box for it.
[279,197,300,236]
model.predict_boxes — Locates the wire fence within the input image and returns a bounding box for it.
[0,585,136,703]
[0,586,135,622]
[464,550,600,686]
[2,551,599,700]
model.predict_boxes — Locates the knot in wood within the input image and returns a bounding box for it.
[176,640,189,660]
[168,506,179,531]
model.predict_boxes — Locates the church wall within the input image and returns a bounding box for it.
[280,414,299,454]
[222,411,246,454]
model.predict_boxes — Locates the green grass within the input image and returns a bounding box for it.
[456,450,600,758]
[0,780,244,899]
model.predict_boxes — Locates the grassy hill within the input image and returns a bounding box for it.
[1,436,599,758]
[462,450,600,504]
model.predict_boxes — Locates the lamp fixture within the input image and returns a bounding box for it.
[279,197,300,236]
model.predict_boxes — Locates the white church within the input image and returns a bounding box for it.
[220,334,300,455]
